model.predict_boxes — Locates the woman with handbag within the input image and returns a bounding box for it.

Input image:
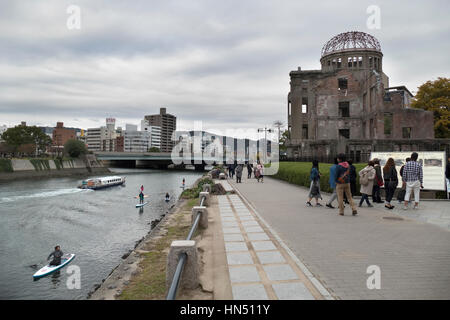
[358,161,376,207]
[383,158,398,209]
[306,160,323,207]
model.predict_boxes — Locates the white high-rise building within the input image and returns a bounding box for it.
[141,120,161,150]
[124,124,151,152]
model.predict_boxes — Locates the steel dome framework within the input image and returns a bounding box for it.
[321,31,381,57]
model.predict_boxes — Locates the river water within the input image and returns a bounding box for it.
[0,168,202,300]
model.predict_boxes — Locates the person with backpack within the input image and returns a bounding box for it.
[335,154,357,216]
[326,158,339,209]
[372,158,384,203]
[397,157,410,203]
[383,157,398,209]
[402,152,423,210]
[306,160,322,207]
[358,160,376,207]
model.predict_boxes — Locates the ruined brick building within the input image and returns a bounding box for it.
[286,31,448,162]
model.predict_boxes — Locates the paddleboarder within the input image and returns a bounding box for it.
[182,178,185,188]
[165,193,170,202]
[139,191,144,204]
[47,246,63,266]
[140,185,144,192]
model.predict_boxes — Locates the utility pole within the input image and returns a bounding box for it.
[257,126,273,164]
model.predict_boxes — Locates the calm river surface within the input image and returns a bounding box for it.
[0,168,202,300]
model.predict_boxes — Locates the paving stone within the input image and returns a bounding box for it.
[242,220,259,226]
[243,225,264,233]
[227,252,254,265]
[226,242,248,252]
[272,282,315,300]
[247,233,270,241]
[222,221,239,228]
[220,212,235,217]
[222,216,237,222]
[224,234,245,242]
[239,216,256,221]
[251,241,277,251]
[232,284,268,300]
[256,251,286,264]
[222,227,241,234]
[229,266,261,282]
[263,264,299,281]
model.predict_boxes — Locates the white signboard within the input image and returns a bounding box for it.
[370,151,447,191]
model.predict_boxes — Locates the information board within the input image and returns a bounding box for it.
[370,151,447,191]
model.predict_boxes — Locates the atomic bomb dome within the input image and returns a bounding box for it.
[321,31,381,57]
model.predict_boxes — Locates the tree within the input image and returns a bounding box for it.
[148,147,160,152]
[64,139,87,158]
[1,125,52,156]
[279,130,290,151]
[411,77,450,138]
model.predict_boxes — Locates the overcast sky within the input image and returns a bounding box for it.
[0,0,449,138]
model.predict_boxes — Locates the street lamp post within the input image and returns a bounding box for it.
[257,126,273,164]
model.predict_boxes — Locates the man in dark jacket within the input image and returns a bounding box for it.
[335,154,357,216]
[47,246,63,266]
[372,158,383,203]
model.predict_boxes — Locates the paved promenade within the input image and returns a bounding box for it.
[228,175,450,299]
[214,192,332,299]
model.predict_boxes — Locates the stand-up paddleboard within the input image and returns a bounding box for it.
[136,201,149,208]
[165,197,170,202]
[33,254,75,279]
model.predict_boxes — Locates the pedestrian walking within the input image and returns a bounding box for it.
[247,162,253,179]
[383,158,398,209]
[348,159,357,197]
[397,157,411,203]
[358,160,376,207]
[256,161,264,183]
[326,158,338,209]
[235,164,243,183]
[335,154,357,216]
[306,160,322,207]
[402,152,423,210]
[372,158,384,203]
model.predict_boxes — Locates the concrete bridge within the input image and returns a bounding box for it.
[94,151,237,170]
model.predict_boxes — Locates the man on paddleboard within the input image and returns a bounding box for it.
[47,246,63,266]
[139,191,144,204]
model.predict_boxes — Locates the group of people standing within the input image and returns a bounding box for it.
[227,160,264,183]
[307,152,426,215]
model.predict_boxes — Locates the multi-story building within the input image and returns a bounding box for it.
[141,120,161,150]
[52,122,76,147]
[144,108,176,152]
[123,124,151,152]
[86,118,117,152]
[286,31,448,162]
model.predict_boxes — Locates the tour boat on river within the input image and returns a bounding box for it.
[78,176,126,190]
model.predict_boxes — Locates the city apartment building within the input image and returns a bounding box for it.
[144,108,176,152]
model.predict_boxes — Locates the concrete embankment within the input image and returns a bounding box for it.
[88,175,217,300]
[0,155,110,181]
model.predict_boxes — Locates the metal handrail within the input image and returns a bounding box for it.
[166,194,206,300]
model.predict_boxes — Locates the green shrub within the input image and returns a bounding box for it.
[272,162,366,195]
[180,177,214,199]
[54,159,63,170]
[0,159,13,173]
[64,139,87,158]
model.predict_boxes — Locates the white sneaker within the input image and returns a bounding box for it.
[403,205,408,210]
[413,205,419,210]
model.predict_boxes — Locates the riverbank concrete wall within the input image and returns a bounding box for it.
[0,155,110,181]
